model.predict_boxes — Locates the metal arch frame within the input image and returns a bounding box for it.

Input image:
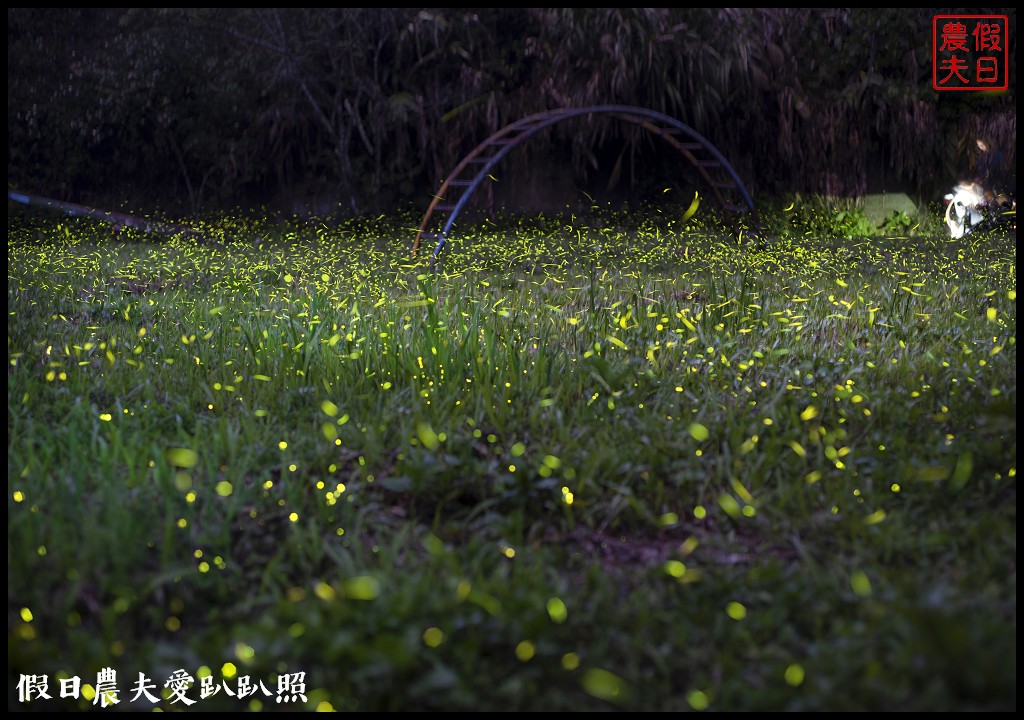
[411,104,762,263]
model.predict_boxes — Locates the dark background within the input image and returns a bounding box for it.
[7,8,1017,219]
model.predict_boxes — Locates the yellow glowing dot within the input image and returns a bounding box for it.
[561,653,580,670]
[864,509,886,525]
[423,627,444,648]
[851,570,872,596]
[177,518,187,528]
[799,405,819,421]
[581,668,627,701]
[165,616,181,632]
[726,601,747,620]
[199,562,210,573]
[546,597,568,623]
[343,575,381,600]
[289,512,299,522]
[13,491,24,503]
[279,441,288,450]
[687,690,710,710]
[694,505,706,519]
[321,399,339,417]
[502,546,515,559]
[655,510,679,528]
[515,640,536,661]
[784,663,805,686]
[20,607,33,622]
[314,582,336,601]
[234,642,255,661]
[664,560,687,578]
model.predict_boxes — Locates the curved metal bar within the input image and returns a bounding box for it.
[413,105,761,263]
[411,109,576,259]
[7,189,203,239]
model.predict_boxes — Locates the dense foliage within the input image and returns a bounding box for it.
[7,8,1017,216]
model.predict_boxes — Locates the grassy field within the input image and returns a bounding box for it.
[7,202,1016,711]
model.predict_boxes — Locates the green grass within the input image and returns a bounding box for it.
[7,200,1016,711]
